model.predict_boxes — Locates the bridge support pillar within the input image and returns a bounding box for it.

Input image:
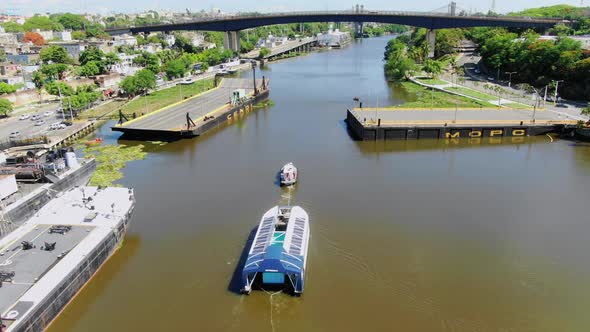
[426,29,436,58]
[354,22,364,38]
[223,31,241,52]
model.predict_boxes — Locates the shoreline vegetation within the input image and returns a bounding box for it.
[395,82,495,109]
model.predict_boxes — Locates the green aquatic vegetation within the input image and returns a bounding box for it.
[254,99,275,109]
[84,144,147,187]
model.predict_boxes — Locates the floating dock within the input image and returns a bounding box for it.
[112,78,269,139]
[346,108,579,140]
[0,186,134,332]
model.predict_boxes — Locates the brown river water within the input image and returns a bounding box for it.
[48,36,590,332]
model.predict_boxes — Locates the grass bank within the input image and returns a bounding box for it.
[395,82,495,108]
[121,79,215,118]
[415,77,449,86]
[446,86,498,101]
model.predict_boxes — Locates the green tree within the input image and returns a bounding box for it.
[164,59,187,79]
[45,81,74,96]
[134,69,156,94]
[259,47,270,59]
[0,49,6,62]
[104,52,121,70]
[0,99,13,117]
[173,34,195,53]
[0,82,18,95]
[133,52,160,73]
[23,15,63,31]
[422,59,443,78]
[0,22,24,33]
[79,46,104,66]
[383,39,416,80]
[120,76,139,96]
[55,13,89,30]
[80,61,101,77]
[40,45,69,64]
[40,63,69,80]
[71,31,86,40]
[85,23,107,39]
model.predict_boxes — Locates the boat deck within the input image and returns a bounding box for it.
[0,186,134,331]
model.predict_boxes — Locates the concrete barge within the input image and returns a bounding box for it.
[0,186,135,332]
[112,78,270,140]
[346,108,578,140]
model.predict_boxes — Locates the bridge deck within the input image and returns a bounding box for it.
[112,78,263,136]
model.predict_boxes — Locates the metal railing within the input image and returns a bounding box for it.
[107,10,564,31]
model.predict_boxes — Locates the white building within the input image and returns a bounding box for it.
[48,41,86,60]
[112,34,137,47]
[111,53,142,76]
[163,34,175,47]
[53,31,72,41]
[138,43,163,54]
[317,29,351,47]
[257,34,288,49]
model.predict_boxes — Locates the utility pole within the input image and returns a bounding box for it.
[543,85,548,107]
[252,61,258,96]
[552,80,563,106]
[505,71,517,88]
[57,84,65,121]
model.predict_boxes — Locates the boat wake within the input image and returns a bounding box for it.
[262,288,283,332]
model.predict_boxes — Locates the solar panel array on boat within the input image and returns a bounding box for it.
[288,217,306,255]
[252,216,275,254]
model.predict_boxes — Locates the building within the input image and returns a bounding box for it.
[317,29,351,48]
[0,63,20,76]
[257,34,288,49]
[0,75,24,85]
[94,73,122,89]
[111,53,141,76]
[112,34,137,47]
[48,41,86,60]
[0,32,17,45]
[138,43,163,54]
[163,34,175,47]
[53,31,72,41]
[6,53,40,65]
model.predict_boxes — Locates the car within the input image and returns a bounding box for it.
[9,131,20,139]
[19,114,30,120]
[30,115,40,121]
[556,103,568,108]
[50,122,65,130]
[487,77,494,81]
[34,120,44,126]
[61,121,73,126]
[474,69,481,74]
[43,111,53,117]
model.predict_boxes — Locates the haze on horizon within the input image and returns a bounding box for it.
[1,0,585,16]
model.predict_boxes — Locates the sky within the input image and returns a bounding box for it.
[0,0,586,16]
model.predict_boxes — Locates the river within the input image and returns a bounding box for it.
[48,36,590,332]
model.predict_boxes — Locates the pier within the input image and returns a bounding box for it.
[346,108,579,140]
[111,78,269,139]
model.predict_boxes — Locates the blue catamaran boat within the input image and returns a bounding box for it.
[241,205,310,295]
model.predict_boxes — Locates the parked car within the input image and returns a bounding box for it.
[9,131,20,139]
[34,120,44,126]
[50,122,66,130]
[556,103,568,108]
[30,115,40,121]
[19,114,30,120]
[487,76,494,81]
[474,69,481,74]
[61,121,73,126]
[43,110,53,117]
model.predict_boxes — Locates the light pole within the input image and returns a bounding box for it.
[552,80,563,106]
[505,71,517,88]
[530,87,541,123]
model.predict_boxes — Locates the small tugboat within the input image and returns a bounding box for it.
[241,205,310,295]
[280,162,297,186]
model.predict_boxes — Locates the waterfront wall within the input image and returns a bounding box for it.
[346,110,560,141]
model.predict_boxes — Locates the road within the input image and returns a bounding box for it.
[0,103,66,140]
[120,78,262,131]
[453,52,589,121]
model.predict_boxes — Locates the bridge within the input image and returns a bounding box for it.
[106,9,564,55]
